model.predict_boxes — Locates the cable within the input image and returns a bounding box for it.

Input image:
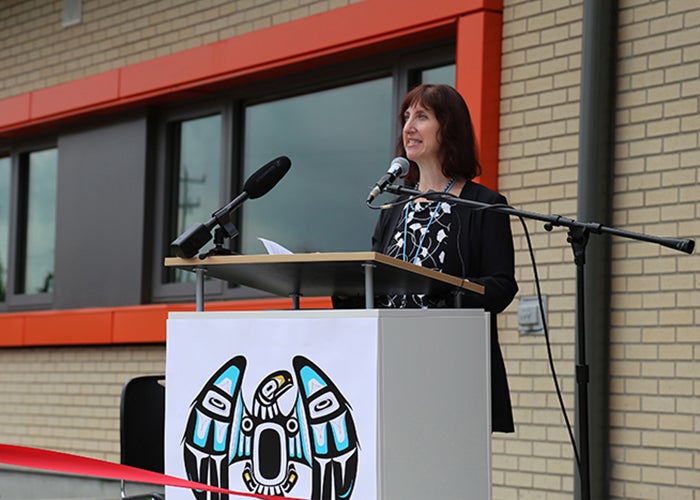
[517,216,581,469]
[365,190,436,210]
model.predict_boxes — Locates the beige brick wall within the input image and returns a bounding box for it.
[497,1,582,498]
[0,0,361,100]
[609,1,700,498]
[0,346,165,461]
[499,0,699,499]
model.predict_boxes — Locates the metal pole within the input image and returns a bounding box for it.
[362,262,375,309]
[577,0,618,497]
[195,267,205,312]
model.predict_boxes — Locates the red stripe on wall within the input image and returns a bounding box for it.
[0,298,333,348]
[30,71,121,121]
[456,10,504,189]
[0,94,31,130]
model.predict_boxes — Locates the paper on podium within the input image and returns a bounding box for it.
[257,237,293,255]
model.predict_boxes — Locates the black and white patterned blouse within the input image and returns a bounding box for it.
[382,199,454,308]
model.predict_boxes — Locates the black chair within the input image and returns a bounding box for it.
[120,375,166,500]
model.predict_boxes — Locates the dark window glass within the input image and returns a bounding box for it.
[19,149,57,294]
[420,64,456,85]
[168,114,222,282]
[0,156,9,301]
[241,77,393,254]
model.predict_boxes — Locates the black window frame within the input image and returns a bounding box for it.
[151,100,235,302]
[0,140,59,311]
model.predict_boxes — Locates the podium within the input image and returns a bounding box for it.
[164,251,484,309]
[164,253,492,499]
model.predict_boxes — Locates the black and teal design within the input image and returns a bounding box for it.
[182,355,359,499]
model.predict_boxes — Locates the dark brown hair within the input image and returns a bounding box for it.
[395,84,482,184]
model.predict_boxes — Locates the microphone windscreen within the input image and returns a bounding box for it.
[391,157,410,176]
[243,156,292,199]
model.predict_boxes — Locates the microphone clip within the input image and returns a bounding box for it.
[198,227,236,259]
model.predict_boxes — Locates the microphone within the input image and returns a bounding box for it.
[243,155,291,199]
[171,156,291,258]
[366,157,410,203]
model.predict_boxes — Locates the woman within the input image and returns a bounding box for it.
[372,84,518,432]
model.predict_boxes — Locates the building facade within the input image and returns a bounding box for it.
[0,0,698,498]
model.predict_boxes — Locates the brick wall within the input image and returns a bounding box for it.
[609,1,700,498]
[497,1,582,498]
[498,0,700,498]
[0,0,360,100]
[0,346,165,461]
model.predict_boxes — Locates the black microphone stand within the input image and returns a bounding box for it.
[197,205,241,259]
[197,227,236,259]
[383,183,695,500]
[170,193,247,259]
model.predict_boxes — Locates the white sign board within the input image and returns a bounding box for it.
[165,312,378,500]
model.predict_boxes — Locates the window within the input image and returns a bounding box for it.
[421,64,455,85]
[62,0,82,27]
[239,63,454,255]
[155,46,456,301]
[0,155,9,301]
[17,149,58,295]
[165,114,223,283]
[241,77,393,254]
[0,146,58,309]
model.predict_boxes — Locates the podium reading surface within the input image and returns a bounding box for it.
[164,251,484,300]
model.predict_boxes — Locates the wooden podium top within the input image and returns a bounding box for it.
[164,251,484,299]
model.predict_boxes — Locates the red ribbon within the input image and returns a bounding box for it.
[0,443,305,500]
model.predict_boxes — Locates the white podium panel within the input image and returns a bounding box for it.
[165,309,491,500]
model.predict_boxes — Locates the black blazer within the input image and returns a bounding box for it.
[371,181,518,432]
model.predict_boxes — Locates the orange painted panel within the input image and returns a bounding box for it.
[456,10,503,191]
[0,314,25,346]
[109,298,333,344]
[0,298,334,348]
[0,94,30,129]
[30,70,121,120]
[23,309,113,346]
[112,305,170,344]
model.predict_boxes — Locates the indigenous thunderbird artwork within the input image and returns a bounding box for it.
[182,355,359,500]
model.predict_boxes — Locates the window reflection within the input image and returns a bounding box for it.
[20,149,57,294]
[0,156,9,301]
[420,64,455,85]
[241,78,393,254]
[169,114,222,282]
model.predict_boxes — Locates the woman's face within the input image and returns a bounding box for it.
[402,102,441,166]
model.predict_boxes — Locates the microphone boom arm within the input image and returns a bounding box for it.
[383,184,695,254]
